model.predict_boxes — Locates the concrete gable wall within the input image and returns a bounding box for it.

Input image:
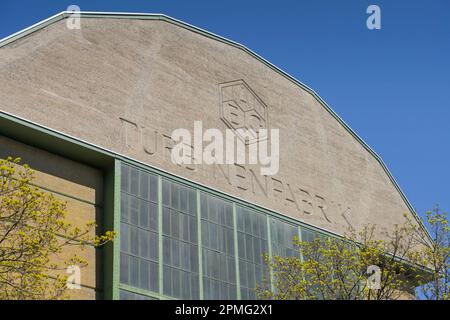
[0,17,418,238]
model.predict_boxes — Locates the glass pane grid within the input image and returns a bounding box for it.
[161,179,199,300]
[201,193,237,300]
[119,163,323,300]
[270,218,300,258]
[120,164,160,296]
[236,206,269,300]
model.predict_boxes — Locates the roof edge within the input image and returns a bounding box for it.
[0,11,432,241]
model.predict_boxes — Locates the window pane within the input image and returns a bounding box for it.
[163,236,171,266]
[163,208,170,236]
[140,259,150,290]
[120,165,160,295]
[171,210,179,238]
[150,175,158,202]
[201,193,236,299]
[130,225,138,256]
[139,229,149,259]
[149,231,158,261]
[140,201,149,229]
[270,217,299,258]
[130,167,139,196]
[180,187,188,213]
[120,253,129,285]
[181,270,190,298]
[171,183,179,210]
[149,202,158,232]
[120,223,129,253]
[172,238,180,267]
[163,265,171,296]
[301,227,317,243]
[162,180,170,207]
[162,175,200,299]
[121,164,130,193]
[130,196,139,226]
[172,268,181,298]
[149,261,159,292]
[121,193,129,223]
[188,190,197,215]
[236,206,268,299]
[129,256,139,287]
[139,171,149,200]
[119,290,156,300]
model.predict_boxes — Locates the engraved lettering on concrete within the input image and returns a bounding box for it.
[120,115,353,228]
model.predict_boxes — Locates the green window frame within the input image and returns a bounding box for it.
[113,160,335,300]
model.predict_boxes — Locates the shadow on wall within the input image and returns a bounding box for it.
[0,135,103,205]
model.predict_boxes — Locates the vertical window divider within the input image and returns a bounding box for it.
[297,226,304,263]
[266,215,275,293]
[232,203,241,300]
[158,176,163,297]
[112,159,121,300]
[196,190,204,300]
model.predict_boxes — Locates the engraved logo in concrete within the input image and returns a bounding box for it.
[219,80,268,144]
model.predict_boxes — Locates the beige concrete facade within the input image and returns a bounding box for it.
[0,14,424,240]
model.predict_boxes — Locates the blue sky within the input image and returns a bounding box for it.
[1,0,449,227]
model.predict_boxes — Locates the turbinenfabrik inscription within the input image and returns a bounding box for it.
[119,79,355,231]
[219,80,268,144]
[120,125,354,231]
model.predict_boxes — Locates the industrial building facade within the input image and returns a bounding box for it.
[0,12,428,300]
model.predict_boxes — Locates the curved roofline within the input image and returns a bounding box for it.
[0,11,432,241]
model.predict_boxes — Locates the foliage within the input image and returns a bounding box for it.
[259,207,449,300]
[0,157,114,299]
[257,223,423,300]
[412,207,450,300]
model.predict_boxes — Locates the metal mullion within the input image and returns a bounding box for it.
[232,203,241,299]
[298,226,304,263]
[196,190,204,299]
[158,176,163,296]
[112,159,121,300]
[266,215,274,293]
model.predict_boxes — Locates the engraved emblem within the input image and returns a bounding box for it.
[219,80,268,144]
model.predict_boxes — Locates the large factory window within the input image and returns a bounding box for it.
[119,163,323,300]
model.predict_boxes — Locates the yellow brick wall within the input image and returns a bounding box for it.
[0,135,103,299]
